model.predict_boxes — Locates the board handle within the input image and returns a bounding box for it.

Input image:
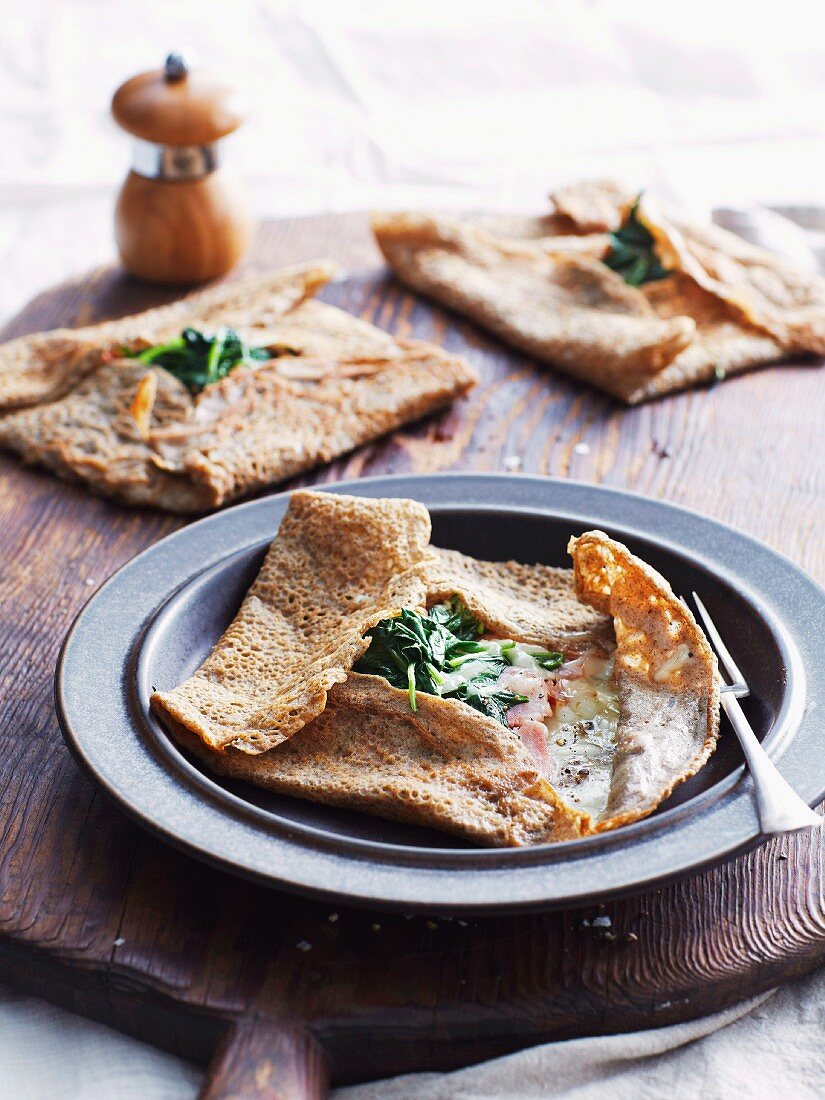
[199,1015,329,1100]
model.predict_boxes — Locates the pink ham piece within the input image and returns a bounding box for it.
[515,720,553,775]
[498,667,554,774]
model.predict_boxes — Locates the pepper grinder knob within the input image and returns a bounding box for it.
[164,52,188,83]
[111,54,252,284]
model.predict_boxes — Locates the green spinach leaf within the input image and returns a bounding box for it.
[604,198,672,287]
[127,327,273,393]
[355,598,527,725]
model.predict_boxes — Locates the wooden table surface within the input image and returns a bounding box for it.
[0,214,823,1099]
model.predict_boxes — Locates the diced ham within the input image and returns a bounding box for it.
[506,693,551,724]
[516,719,553,775]
[542,677,566,703]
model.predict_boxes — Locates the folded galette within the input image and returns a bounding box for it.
[0,265,476,511]
[152,490,720,846]
[373,180,825,404]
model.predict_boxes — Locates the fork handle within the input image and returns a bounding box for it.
[721,693,821,833]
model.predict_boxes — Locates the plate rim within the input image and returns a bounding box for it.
[55,473,825,912]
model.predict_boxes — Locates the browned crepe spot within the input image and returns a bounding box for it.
[129,370,158,438]
[569,530,720,831]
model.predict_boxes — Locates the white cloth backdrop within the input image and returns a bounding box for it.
[1,1,823,1096]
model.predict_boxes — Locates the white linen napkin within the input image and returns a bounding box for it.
[1,968,823,1099]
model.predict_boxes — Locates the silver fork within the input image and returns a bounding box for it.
[691,593,821,835]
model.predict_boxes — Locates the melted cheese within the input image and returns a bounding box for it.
[434,640,549,697]
[429,629,621,822]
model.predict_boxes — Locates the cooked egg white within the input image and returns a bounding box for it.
[543,652,619,821]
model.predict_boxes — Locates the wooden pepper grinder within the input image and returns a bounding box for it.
[112,53,252,284]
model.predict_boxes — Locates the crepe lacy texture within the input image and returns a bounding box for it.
[152,491,720,847]
[0,265,476,512]
[152,491,432,753]
[372,179,825,404]
[423,547,610,652]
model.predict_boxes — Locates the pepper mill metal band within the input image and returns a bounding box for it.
[131,139,221,181]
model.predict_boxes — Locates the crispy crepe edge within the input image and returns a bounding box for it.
[569,530,721,831]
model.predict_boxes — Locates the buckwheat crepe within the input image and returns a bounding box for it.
[373,180,825,404]
[0,265,476,512]
[152,490,720,847]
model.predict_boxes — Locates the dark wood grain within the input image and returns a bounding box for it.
[0,214,823,1094]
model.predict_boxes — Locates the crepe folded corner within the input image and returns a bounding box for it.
[151,491,720,847]
[372,179,825,403]
[568,530,720,829]
[0,264,476,512]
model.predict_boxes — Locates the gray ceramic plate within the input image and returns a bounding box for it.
[56,474,825,913]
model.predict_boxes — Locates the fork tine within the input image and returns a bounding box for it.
[691,592,749,698]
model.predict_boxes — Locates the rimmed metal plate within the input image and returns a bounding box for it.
[56,475,824,913]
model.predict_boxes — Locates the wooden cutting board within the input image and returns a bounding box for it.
[1,215,823,1099]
